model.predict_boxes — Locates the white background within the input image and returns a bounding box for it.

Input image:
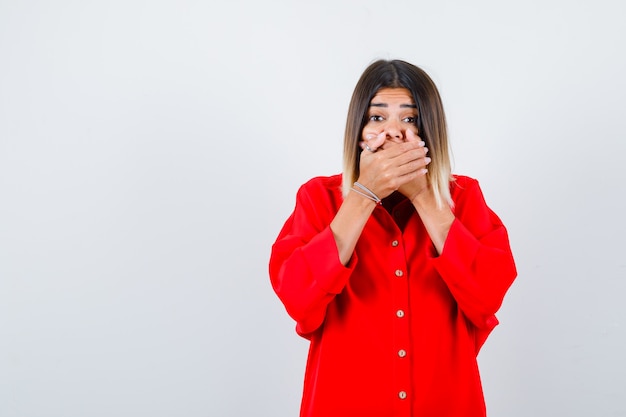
[1,1,625,416]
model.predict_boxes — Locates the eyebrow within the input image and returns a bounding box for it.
[369,103,417,108]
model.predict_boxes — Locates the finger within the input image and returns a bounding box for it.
[389,146,431,172]
[395,157,431,177]
[406,130,427,154]
[405,129,422,143]
[403,131,428,159]
[364,132,386,151]
[398,166,429,182]
[359,141,377,153]
[385,140,426,160]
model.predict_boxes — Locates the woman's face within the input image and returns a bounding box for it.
[361,87,419,144]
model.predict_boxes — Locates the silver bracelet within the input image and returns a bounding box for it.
[352,181,381,204]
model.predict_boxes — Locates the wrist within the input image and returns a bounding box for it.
[411,189,452,215]
[348,188,379,208]
[352,181,382,205]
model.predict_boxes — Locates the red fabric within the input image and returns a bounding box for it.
[269,174,517,417]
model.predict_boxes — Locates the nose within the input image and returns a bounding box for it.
[385,120,404,141]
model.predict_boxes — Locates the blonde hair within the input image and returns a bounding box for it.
[342,60,453,208]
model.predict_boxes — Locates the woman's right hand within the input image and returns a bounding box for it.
[357,132,429,200]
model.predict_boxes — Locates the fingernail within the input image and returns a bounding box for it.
[425,157,431,164]
[421,168,428,175]
[424,147,429,154]
[419,141,425,147]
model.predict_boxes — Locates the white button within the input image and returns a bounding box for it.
[391,240,399,247]
[398,349,407,358]
[398,391,407,399]
[396,309,405,318]
[395,269,403,277]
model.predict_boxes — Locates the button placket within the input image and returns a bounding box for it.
[389,233,410,414]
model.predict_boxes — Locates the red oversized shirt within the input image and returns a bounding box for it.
[269,174,516,417]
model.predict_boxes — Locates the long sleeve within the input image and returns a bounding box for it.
[431,177,517,350]
[269,177,354,337]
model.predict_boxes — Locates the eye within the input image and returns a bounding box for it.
[368,115,384,122]
[403,116,417,124]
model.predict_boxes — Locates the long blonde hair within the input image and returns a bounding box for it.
[342,60,453,208]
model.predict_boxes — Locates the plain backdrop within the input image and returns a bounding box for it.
[1,1,625,416]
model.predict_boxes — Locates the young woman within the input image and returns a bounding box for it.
[270,59,517,417]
